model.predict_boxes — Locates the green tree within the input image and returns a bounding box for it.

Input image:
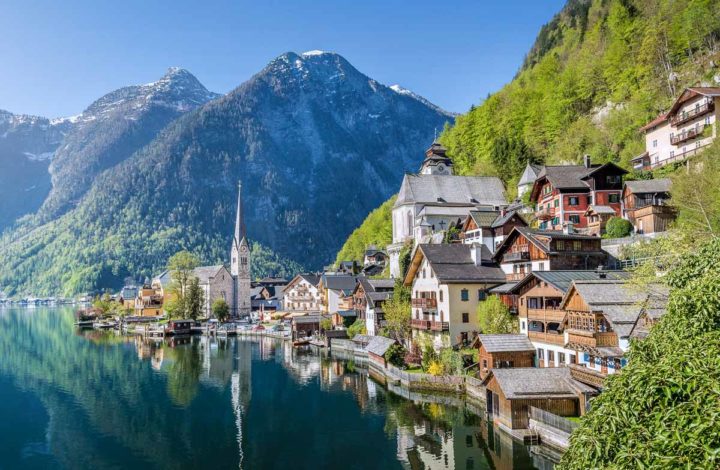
[671,146,720,238]
[477,296,516,334]
[167,250,200,297]
[184,277,204,320]
[320,318,333,332]
[383,294,411,345]
[346,319,366,338]
[212,298,230,322]
[384,343,406,368]
[605,216,633,238]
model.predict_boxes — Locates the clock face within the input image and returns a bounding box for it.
[240,244,248,253]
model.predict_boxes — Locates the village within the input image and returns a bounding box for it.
[74,86,715,452]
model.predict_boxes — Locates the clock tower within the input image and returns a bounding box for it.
[231,181,252,318]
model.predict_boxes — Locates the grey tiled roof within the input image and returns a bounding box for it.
[469,210,500,228]
[488,282,518,294]
[511,270,631,294]
[418,244,506,284]
[587,205,616,215]
[395,174,507,207]
[299,274,321,286]
[487,367,596,399]
[491,210,521,228]
[624,178,672,194]
[321,274,358,292]
[368,279,395,290]
[495,227,602,259]
[352,334,373,345]
[536,165,593,190]
[518,163,542,186]
[365,336,396,357]
[193,265,226,284]
[479,334,535,353]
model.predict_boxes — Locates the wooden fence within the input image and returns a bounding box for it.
[529,406,579,434]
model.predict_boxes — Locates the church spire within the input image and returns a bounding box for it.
[234,180,246,244]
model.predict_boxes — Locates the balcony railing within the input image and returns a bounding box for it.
[537,207,555,220]
[525,308,566,323]
[651,141,713,169]
[567,329,618,348]
[411,298,437,309]
[506,272,528,281]
[528,330,566,346]
[430,321,449,332]
[670,101,714,127]
[670,124,706,145]
[504,251,530,262]
[410,319,449,331]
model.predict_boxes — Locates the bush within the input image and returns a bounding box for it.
[439,348,464,376]
[427,361,444,376]
[604,216,633,238]
[346,319,366,338]
[384,343,406,368]
[320,318,332,331]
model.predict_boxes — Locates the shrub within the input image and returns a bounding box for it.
[346,319,366,338]
[320,318,332,331]
[427,361,444,376]
[605,216,633,238]
[439,348,464,376]
[384,343,406,368]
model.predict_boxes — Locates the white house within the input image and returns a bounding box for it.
[283,274,322,313]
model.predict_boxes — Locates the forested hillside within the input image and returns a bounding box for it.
[336,0,720,259]
[441,0,720,195]
[334,196,394,265]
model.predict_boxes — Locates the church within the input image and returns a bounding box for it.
[230,181,252,318]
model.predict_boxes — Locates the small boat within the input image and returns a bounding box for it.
[166,320,193,335]
[93,320,117,329]
[293,338,311,347]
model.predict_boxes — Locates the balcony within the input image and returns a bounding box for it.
[430,321,449,332]
[506,272,528,281]
[670,124,706,145]
[568,364,607,388]
[567,329,618,348]
[525,308,566,323]
[411,298,437,309]
[670,101,714,127]
[504,250,530,262]
[410,319,449,331]
[537,206,555,220]
[528,330,566,346]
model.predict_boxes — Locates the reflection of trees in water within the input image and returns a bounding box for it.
[0,308,241,469]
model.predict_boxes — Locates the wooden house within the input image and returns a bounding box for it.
[459,208,527,252]
[291,315,321,340]
[482,368,598,430]
[492,227,607,281]
[584,205,616,236]
[622,179,676,234]
[352,278,395,336]
[365,336,397,369]
[475,334,536,380]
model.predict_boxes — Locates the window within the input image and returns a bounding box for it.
[521,320,526,330]
[466,435,473,448]
[537,349,545,360]
[461,289,469,301]
[422,269,426,279]
[670,150,675,158]
[706,116,711,125]
[606,175,621,185]
[569,215,580,224]
[552,217,559,226]
[554,199,559,207]
[587,195,593,205]
[439,290,444,302]
[652,139,657,148]
[462,312,469,323]
[569,354,576,364]
[556,240,565,250]
[609,194,620,203]
[478,290,486,301]
[548,350,555,362]
[559,352,566,364]
[538,262,545,271]
[573,240,582,251]
[482,359,488,369]
[568,196,579,206]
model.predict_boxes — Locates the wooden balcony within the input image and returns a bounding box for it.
[528,330,566,346]
[670,124,706,145]
[568,364,607,388]
[670,101,714,127]
[411,319,449,331]
[633,204,676,218]
[411,298,437,309]
[430,321,449,332]
[506,273,528,281]
[504,251,530,262]
[567,329,618,348]
[537,207,555,220]
[526,308,566,323]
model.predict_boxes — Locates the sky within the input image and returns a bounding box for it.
[0,0,566,118]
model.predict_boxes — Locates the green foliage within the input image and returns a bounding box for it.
[559,238,720,469]
[477,296,516,334]
[671,143,720,237]
[212,298,230,322]
[441,0,720,181]
[92,293,127,317]
[346,318,366,339]
[184,277,204,321]
[398,243,412,280]
[384,343,406,368]
[334,196,395,265]
[383,287,411,344]
[439,348,464,376]
[320,318,332,331]
[605,216,634,238]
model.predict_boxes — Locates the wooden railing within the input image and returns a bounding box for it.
[410,319,449,331]
[567,329,618,347]
[411,297,437,309]
[526,308,566,323]
[670,124,705,145]
[537,206,555,220]
[504,251,530,262]
[528,330,566,346]
[568,364,607,388]
[670,101,714,126]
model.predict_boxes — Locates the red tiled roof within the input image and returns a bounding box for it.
[639,113,668,132]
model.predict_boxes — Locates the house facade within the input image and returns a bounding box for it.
[634,87,720,170]
[318,273,358,314]
[459,209,527,252]
[404,244,506,349]
[193,265,235,318]
[388,142,507,277]
[476,334,536,380]
[621,178,676,234]
[283,274,322,313]
[492,227,608,282]
[529,157,627,231]
[353,278,395,336]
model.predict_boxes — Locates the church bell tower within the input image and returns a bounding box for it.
[231,181,251,318]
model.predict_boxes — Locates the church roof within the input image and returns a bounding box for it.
[395,174,507,208]
[233,180,246,246]
[518,163,542,186]
[193,265,227,284]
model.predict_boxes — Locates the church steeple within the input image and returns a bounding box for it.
[419,141,453,175]
[234,180,246,245]
[231,179,252,318]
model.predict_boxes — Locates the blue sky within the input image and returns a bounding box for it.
[0,0,566,118]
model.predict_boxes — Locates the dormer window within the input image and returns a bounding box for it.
[437,197,446,203]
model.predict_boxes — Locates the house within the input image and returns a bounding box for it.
[529,156,627,231]
[363,246,388,268]
[318,273,359,314]
[387,141,507,277]
[634,87,720,170]
[365,336,397,369]
[404,244,506,349]
[352,278,395,336]
[510,270,631,368]
[336,261,361,275]
[584,205,617,236]
[283,274,322,313]
[254,277,288,287]
[483,368,598,430]
[622,179,676,234]
[193,265,235,318]
[119,286,138,310]
[458,208,527,252]
[251,285,284,321]
[291,314,321,340]
[475,334,536,380]
[517,162,542,199]
[134,281,164,317]
[492,227,608,282]
[560,280,668,375]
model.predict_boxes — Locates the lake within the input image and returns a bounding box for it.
[0,307,556,470]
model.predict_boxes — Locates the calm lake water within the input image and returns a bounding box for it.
[0,307,556,470]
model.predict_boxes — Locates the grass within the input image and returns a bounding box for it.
[405,366,424,374]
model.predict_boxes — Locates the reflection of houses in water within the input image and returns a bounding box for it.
[231,339,252,470]
[134,336,165,370]
[197,336,235,389]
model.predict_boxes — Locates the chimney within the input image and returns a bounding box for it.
[563,222,574,235]
[583,154,591,168]
[596,265,607,279]
[470,243,483,266]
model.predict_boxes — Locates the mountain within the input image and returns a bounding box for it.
[440,0,720,195]
[0,111,74,230]
[0,51,452,295]
[39,67,221,221]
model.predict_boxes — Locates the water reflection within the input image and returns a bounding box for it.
[0,308,552,470]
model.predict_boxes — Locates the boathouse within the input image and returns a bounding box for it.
[475,334,536,380]
[365,336,397,368]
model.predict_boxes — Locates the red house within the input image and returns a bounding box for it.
[530,156,627,231]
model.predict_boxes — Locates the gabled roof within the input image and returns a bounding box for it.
[509,270,631,295]
[484,368,596,399]
[320,274,358,292]
[286,273,321,292]
[518,162,542,186]
[623,178,672,194]
[478,334,535,353]
[395,174,507,208]
[368,279,395,290]
[493,227,602,261]
[530,162,627,201]
[193,265,227,284]
[639,113,669,132]
[469,210,500,228]
[580,162,628,180]
[491,210,524,228]
[405,244,505,285]
[365,336,396,357]
[585,205,616,216]
[668,87,720,115]
[121,286,138,299]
